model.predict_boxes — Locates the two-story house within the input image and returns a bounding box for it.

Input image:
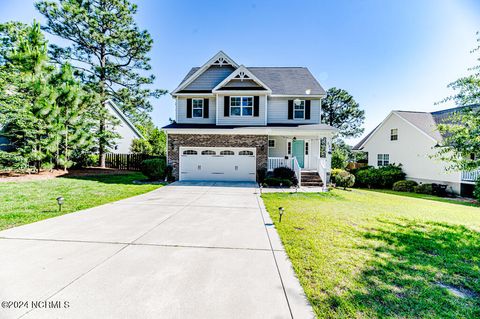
[163,51,337,187]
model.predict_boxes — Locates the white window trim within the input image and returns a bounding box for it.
[230,96,254,117]
[287,139,292,155]
[268,139,275,148]
[377,154,390,166]
[294,100,305,119]
[390,128,398,141]
[192,98,203,118]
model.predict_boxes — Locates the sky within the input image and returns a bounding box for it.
[1,0,479,145]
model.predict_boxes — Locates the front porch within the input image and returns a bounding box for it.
[461,170,480,183]
[266,135,332,188]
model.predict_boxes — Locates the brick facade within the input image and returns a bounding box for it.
[167,134,268,181]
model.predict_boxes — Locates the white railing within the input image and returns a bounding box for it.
[267,157,301,186]
[292,157,302,186]
[462,170,480,182]
[314,156,328,191]
[268,157,292,171]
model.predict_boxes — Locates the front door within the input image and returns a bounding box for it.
[292,139,304,168]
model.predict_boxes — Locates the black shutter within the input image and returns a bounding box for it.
[305,100,311,120]
[253,96,259,117]
[203,98,209,118]
[186,98,192,118]
[288,100,293,120]
[224,96,230,117]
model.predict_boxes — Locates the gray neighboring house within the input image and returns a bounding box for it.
[163,51,337,186]
[0,100,143,154]
[353,105,479,196]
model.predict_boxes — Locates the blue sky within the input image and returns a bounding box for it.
[1,0,479,145]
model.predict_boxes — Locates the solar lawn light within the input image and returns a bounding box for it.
[279,207,284,222]
[56,196,64,212]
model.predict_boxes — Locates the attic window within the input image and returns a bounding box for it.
[390,129,398,141]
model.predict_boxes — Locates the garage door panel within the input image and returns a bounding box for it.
[180,147,256,182]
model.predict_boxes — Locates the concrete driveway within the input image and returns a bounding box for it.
[0,181,313,319]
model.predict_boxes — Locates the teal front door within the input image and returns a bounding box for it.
[292,139,304,168]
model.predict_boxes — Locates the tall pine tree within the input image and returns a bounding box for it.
[36,0,167,167]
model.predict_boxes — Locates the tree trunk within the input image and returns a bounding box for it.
[98,30,107,168]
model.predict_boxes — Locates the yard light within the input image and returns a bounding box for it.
[259,184,263,194]
[56,196,64,212]
[295,184,299,193]
[279,207,284,222]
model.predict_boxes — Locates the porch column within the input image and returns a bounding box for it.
[326,136,333,182]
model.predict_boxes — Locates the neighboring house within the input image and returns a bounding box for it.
[163,51,337,186]
[104,100,144,153]
[352,106,479,196]
[0,100,143,155]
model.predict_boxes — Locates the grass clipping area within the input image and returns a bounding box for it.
[262,189,480,318]
[0,173,162,231]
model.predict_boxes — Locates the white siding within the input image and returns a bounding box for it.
[217,94,266,126]
[267,97,321,124]
[362,113,462,193]
[176,97,216,124]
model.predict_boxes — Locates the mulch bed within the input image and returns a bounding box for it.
[0,168,135,183]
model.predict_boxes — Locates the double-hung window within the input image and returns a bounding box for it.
[192,99,203,118]
[294,100,305,119]
[377,154,390,166]
[230,96,253,116]
[390,128,398,141]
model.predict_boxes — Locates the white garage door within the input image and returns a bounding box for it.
[179,147,256,182]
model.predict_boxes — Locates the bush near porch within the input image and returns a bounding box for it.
[262,189,480,318]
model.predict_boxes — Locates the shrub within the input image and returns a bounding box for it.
[257,168,267,184]
[141,158,166,180]
[414,183,433,195]
[264,177,293,187]
[41,162,55,171]
[331,148,347,169]
[392,180,418,192]
[334,170,355,189]
[353,165,405,189]
[272,166,298,186]
[474,178,480,201]
[0,151,28,170]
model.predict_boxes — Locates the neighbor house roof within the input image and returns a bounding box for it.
[352,105,479,151]
[177,66,325,95]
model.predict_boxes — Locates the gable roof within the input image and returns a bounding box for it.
[173,51,326,96]
[105,100,144,139]
[352,105,479,150]
[212,65,272,93]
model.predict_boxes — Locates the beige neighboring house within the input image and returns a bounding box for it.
[353,106,479,196]
[104,100,144,153]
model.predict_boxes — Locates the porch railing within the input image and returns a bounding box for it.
[313,156,328,191]
[461,170,480,182]
[267,157,301,186]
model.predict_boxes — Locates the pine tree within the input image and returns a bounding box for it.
[36,0,167,166]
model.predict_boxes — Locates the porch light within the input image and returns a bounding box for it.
[278,207,284,222]
[56,196,64,212]
[293,137,297,141]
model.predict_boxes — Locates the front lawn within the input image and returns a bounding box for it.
[0,173,162,231]
[262,189,480,318]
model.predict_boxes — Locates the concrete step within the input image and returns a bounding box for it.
[301,181,324,187]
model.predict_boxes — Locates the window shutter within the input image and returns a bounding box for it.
[288,100,293,120]
[203,98,209,118]
[186,98,192,118]
[305,100,311,120]
[224,96,230,117]
[253,96,260,117]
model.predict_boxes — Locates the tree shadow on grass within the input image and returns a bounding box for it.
[331,219,480,318]
[59,171,148,185]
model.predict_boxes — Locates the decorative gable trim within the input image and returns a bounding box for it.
[172,51,239,95]
[212,65,272,93]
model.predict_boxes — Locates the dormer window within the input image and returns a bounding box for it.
[294,100,305,119]
[192,99,203,118]
[390,128,398,141]
[230,96,253,116]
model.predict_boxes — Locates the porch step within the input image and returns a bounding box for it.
[300,171,323,187]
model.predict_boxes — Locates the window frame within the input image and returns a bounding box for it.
[287,141,292,155]
[293,99,305,119]
[192,98,204,118]
[239,150,254,155]
[220,150,235,156]
[268,139,275,148]
[377,154,390,166]
[183,150,198,155]
[201,150,216,155]
[230,96,253,117]
[390,128,398,141]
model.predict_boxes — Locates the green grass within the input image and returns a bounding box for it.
[262,189,480,318]
[364,188,479,207]
[0,173,162,231]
